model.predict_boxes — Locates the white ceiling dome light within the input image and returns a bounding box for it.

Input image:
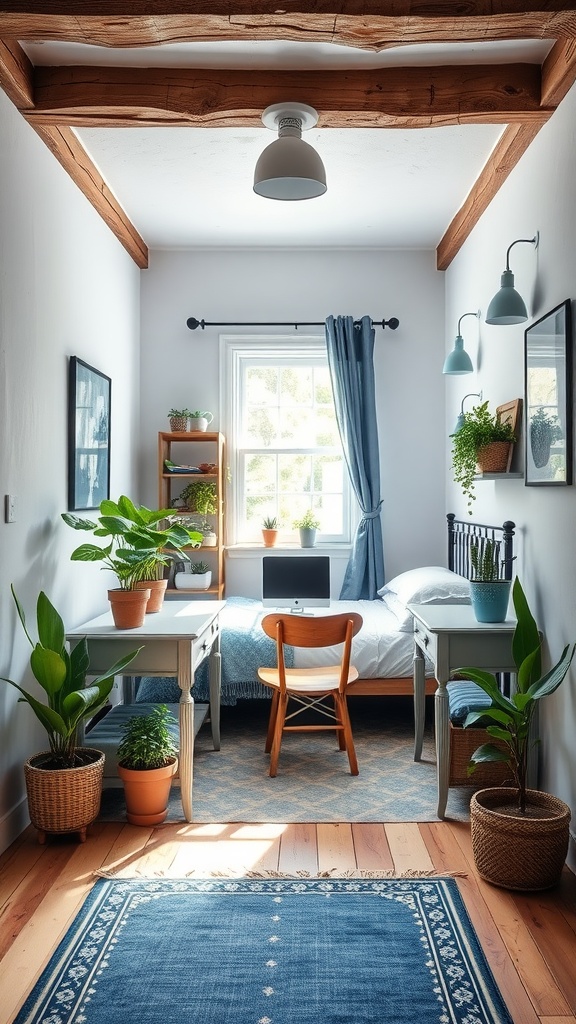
[253,102,327,201]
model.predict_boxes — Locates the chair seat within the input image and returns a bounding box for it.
[258,665,359,693]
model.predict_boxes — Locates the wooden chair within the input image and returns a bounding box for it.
[257,612,363,777]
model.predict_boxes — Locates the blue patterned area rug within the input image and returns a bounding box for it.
[13,877,513,1024]
[99,697,473,823]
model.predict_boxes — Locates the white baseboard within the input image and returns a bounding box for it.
[0,796,30,856]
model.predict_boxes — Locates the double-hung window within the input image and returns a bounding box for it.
[221,336,351,545]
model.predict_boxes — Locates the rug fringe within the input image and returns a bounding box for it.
[94,867,468,880]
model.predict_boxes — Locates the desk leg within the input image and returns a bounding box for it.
[177,639,194,822]
[413,644,426,761]
[209,633,221,751]
[435,681,450,819]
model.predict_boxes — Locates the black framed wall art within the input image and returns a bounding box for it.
[68,356,111,510]
[524,299,572,486]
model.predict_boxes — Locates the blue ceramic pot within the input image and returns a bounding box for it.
[469,580,512,623]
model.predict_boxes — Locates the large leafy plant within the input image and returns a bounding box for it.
[450,401,516,512]
[0,587,141,769]
[456,577,575,812]
[62,496,202,589]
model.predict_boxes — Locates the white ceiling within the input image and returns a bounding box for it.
[23,37,553,250]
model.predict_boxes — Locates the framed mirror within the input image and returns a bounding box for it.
[524,300,572,486]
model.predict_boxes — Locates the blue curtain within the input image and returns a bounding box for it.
[325,315,384,599]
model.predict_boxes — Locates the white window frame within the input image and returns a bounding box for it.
[220,334,353,547]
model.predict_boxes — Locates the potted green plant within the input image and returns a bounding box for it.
[468,538,515,622]
[168,408,190,431]
[529,406,563,469]
[188,410,214,432]
[175,480,218,516]
[116,704,178,825]
[0,586,140,842]
[450,400,516,512]
[456,577,575,890]
[174,560,212,591]
[262,515,279,548]
[293,509,320,548]
[62,496,202,625]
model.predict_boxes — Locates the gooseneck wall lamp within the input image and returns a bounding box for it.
[485,233,539,325]
[453,391,483,434]
[442,311,480,375]
[253,103,327,201]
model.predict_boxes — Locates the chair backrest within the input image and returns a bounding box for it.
[261,612,363,693]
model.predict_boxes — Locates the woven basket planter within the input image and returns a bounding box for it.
[24,748,105,843]
[449,723,510,787]
[470,787,571,891]
[476,441,511,474]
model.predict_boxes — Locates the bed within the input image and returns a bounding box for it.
[136,513,516,708]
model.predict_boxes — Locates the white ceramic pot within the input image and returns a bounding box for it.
[189,412,214,432]
[202,532,217,547]
[174,571,212,590]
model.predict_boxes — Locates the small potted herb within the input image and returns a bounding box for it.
[174,560,212,590]
[262,516,279,548]
[168,408,190,431]
[188,410,214,432]
[293,509,321,548]
[116,705,178,825]
[468,538,515,622]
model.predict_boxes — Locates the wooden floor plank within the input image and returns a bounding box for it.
[0,841,76,959]
[278,823,318,875]
[514,891,576,1014]
[351,823,394,872]
[384,823,434,874]
[317,823,356,874]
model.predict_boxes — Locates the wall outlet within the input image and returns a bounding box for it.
[4,494,16,523]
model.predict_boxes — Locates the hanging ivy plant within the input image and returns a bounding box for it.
[450,401,516,512]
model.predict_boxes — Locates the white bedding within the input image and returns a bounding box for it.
[292,600,431,678]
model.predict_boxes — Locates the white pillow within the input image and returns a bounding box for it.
[378,565,471,610]
[379,592,416,633]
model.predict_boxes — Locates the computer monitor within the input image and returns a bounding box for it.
[262,555,331,613]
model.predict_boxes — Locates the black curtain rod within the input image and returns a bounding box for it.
[186,316,399,332]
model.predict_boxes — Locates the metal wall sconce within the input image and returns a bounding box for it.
[485,233,539,325]
[253,103,327,201]
[452,391,483,434]
[442,311,480,375]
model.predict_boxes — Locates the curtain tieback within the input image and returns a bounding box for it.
[361,502,383,521]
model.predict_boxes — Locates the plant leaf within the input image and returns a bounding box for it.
[36,592,65,654]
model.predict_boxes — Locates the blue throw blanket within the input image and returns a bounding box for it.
[136,597,294,705]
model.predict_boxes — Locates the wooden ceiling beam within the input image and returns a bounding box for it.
[540,34,576,106]
[32,123,148,267]
[0,5,575,49]
[0,37,32,106]
[436,120,548,271]
[27,63,545,129]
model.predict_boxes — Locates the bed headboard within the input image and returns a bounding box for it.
[446,513,515,581]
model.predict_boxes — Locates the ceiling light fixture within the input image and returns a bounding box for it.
[442,311,480,375]
[253,102,327,201]
[485,233,539,325]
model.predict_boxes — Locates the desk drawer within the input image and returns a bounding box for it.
[413,621,438,664]
[193,616,220,670]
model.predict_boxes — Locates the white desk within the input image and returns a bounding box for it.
[67,600,224,822]
[408,603,516,819]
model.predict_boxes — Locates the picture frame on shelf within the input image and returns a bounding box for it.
[524,300,572,486]
[496,398,523,472]
[67,356,111,510]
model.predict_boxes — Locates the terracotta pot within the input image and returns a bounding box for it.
[476,441,511,474]
[117,757,178,825]
[108,588,150,629]
[24,748,105,843]
[135,578,168,613]
[470,787,571,891]
[262,529,278,548]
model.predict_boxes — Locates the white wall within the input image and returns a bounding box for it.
[444,82,576,868]
[0,91,141,853]
[140,247,447,591]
